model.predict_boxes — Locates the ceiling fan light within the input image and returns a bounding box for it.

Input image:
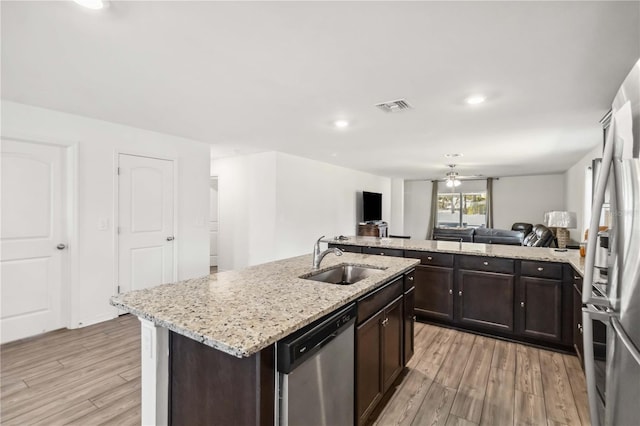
[446,179,454,188]
[454,179,461,187]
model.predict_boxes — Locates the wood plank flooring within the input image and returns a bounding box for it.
[374,322,591,426]
[1,316,590,425]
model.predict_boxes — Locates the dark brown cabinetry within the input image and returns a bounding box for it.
[355,273,411,426]
[516,262,563,343]
[456,269,515,332]
[356,295,404,425]
[362,246,404,257]
[405,251,454,322]
[517,276,562,342]
[328,243,363,253]
[403,270,416,364]
[573,276,585,365]
[414,266,454,321]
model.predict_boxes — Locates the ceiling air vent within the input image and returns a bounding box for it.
[375,99,412,113]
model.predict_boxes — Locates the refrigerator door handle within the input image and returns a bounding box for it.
[582,305,610,426]
[611,316,640,365]
[583,119,616,305]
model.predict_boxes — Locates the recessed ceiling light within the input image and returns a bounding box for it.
[465,95,486,105]
[334,120,349,129]
[73,0,107,10]
[445,153,463,158]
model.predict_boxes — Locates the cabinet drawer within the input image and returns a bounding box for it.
[357,277,403,325]
[521,261,562,279]
[363,247,404,257]
[405,250,454,267]
[328,243,362,254]
[404,269,415,292]
[459,255,514,274]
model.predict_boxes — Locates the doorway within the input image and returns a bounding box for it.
[1,139,67,343]
[117,154,175,293]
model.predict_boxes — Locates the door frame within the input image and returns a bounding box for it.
[0,134,78,331]
[113,150,179,296]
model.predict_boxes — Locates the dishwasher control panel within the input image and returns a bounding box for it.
[277,303,356,374]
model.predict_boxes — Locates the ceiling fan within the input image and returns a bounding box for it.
[443,164,483,188]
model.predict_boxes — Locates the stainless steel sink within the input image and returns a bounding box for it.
[301,264,386,285]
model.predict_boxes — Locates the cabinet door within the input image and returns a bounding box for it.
[356,310,383,425]
[573,283,584,366]
[456,270,515,332]
[382,296,404,392]
[414,265,454,321]
[403,288,415,365]
[517,276,562,342]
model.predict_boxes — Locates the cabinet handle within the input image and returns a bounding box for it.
[577,324,583,334]
[483,261,489,266]
[449,289,453,295]
[574,275,580,280]
[520,302,525,308]
[379,252,385,256]
[412,315,416,321]
[408,276,414,281]
[382,318,388,327]
[458,290,463,296]
[427,256,433,260]
[537,267,544,271]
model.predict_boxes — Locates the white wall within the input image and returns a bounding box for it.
[212,152,391,269]
[403,180,432,240]
[389,178,405,236]
[492,174,565,229]
[274,153,391,260]
[1,101,210,328]
[564,145,602,242]
[211,152,277,271]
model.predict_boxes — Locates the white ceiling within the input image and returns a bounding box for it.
[2,1,639,179]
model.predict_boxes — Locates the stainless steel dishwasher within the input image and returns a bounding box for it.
[277,303,356,426]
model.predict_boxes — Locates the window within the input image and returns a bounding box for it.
[437,191,487,228]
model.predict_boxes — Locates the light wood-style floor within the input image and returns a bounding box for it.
[373,322,590,426]
[1,316,589,425]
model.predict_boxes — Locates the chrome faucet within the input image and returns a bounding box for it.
[312,235,343,269]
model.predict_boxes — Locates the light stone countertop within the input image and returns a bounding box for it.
[110,253,419,358]
[324,236,586,276]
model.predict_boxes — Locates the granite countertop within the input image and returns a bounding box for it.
[325,236,586,276]
[110,253,418,358]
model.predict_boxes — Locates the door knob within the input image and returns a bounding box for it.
[449,289,453,295]
[458,290,463,296]
[166,236,175,241]
[408,276,414,281]
[56,244,66,250]
[520,302,525,308]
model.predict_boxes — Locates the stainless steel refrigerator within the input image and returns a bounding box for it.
[583,58,640,426]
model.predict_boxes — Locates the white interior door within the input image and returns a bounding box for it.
[1,139,65,343]
[209,177,218,267]
[118,154,174,293]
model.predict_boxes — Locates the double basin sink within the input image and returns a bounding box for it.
[301,264,386,285]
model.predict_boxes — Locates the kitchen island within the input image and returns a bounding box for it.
[110,252,419,425]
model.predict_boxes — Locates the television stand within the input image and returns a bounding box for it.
[358,221,388,238]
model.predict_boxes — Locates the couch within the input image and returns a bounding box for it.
[432,223,555,247]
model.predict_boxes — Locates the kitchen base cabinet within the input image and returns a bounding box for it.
[403,287,415,365]
[456,270,515,332]
[517,276,562,343]
[356,311,384,424]
[356,295,404,425]
[414,265,454,321]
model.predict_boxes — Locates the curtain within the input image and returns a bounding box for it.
[486,177,494,228]
[426,180,438,239]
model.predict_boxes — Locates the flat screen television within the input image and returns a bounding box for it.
[363,191,382,222]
